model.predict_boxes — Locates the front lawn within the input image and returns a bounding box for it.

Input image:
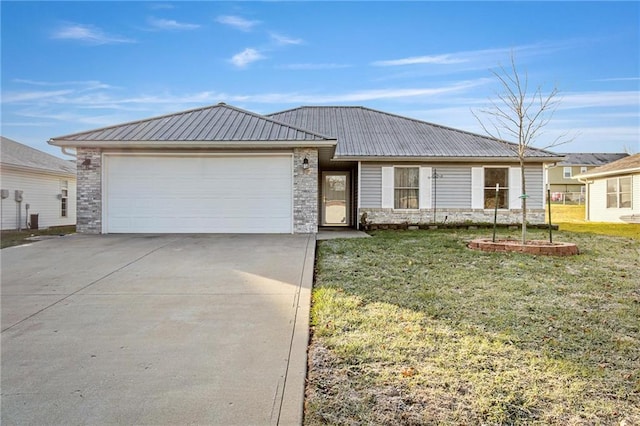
[307,229,640,425]
[1,225,76,249]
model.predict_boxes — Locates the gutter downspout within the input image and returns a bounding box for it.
[61,147,77,158]
[576,177,592,221]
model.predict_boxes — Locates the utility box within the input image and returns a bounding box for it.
[30,214,39,230]
[15,190,23,202]
[0,189,8,199]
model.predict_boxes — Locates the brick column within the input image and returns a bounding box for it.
[76,148,102,233]
[293,148,318,233]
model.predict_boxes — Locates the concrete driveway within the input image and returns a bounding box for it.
[1,234,315,425]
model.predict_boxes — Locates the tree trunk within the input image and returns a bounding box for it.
[521,159,527,244]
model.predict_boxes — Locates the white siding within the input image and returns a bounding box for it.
[360,163,382,208]
[635,173,640,212]
[0,168,76,230]
[587,173,640,223]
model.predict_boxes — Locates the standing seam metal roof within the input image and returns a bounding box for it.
[268,106,559,159]
[558,152,629,166]
[50,103,334,143]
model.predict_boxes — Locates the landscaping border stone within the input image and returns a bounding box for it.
[468,238,579,256]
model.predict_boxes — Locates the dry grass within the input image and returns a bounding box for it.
[548,204,586,223]
[0,225,76,249]
[547,204,640,240]
[306,229,640,425]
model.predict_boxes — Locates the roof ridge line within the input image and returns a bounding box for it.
[50,103,336,142]
[220,103,336,141]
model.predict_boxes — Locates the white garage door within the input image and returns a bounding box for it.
[104,154,293,233]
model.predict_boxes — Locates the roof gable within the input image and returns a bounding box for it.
[1,136,75,175]
[268,106,559,160]
[575,153,640,179]
[50,103,334,145]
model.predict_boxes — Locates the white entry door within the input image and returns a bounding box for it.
[104,154,293,233]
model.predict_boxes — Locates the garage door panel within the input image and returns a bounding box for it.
[105,155,293,233]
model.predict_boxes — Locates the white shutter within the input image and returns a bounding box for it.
[381,166,394,208]
[471,167,484,209]
[509,167,522,209]
[419,167,432,209]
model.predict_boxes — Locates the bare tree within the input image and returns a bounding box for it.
[473,53,569,244]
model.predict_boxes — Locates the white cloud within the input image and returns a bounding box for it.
[147,17,200,31]
[371,40,584,68]
[373,54,467,66]
[230,48,266,68]
[221,79,488,104]
[215,15,259,32]
[269,32,303,46]
[557,91,640,110]
[51,23,135,45]
[12,79,113,90]
[278,63,352,70]
[591,77,640,82]
[2,90,75,103]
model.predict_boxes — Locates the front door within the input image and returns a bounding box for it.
[322,172,350,226]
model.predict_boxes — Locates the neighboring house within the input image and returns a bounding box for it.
[573,153,640,223]
[1,136,76,230]
[547,153,628,203]
[48,103,562,234]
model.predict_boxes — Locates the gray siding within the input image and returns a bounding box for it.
[433,166,471,208]
[360,163,382,207]
[525,166,544,209]
[360,163,546,210]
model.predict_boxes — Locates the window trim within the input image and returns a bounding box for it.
[393,166,420,210]
[606,176,632,209]
[563,166,572,179]
[483,166,510,210]
[60,180,69,218]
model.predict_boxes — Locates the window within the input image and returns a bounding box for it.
[580,166,588,174]
[607,177,632,208]
[394,167,419,209]
[484,168,509,209]
[563,167,572,178]
[60,180,68,217]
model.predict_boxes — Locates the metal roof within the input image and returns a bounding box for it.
[268,106,560,160]
[49,103,334,145]
[575,153,640,179]
[558,152,629,166]
[1,136,76,176]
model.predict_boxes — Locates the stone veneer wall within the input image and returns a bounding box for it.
[76,148,103,234]
[293,148,319,233]
[360,208,546,226]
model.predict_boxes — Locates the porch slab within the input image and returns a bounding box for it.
[317,229,371,240]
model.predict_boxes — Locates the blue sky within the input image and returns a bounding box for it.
[2,1,639,158]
